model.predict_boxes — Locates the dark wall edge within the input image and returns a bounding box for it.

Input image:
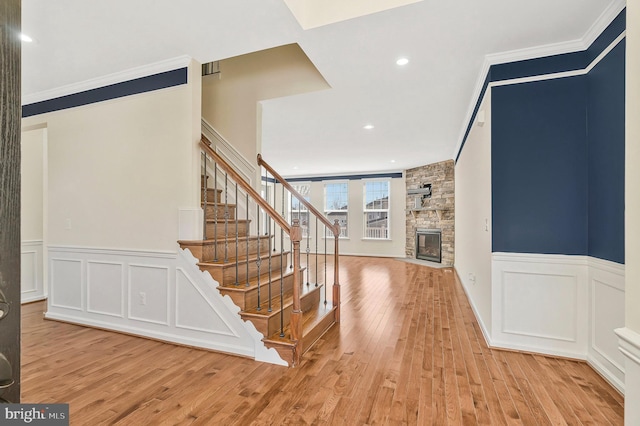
[22,68,188,118]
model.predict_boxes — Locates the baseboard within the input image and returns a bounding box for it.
[44,244,286,365]
[615,327,640,422]
[44,310,255,357]
[453,268,492,347]
[587,353,625,393]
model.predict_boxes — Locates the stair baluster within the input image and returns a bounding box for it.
[265,167,273,312]
[256,203,261,311]
[315,217,319,288]
[305,216,310,286]
[234,182,239,286]
[245,193,250,287]
[224,173,229,262]
[202,152,207,240]
[324,227,328,304]
[213,163,219,262]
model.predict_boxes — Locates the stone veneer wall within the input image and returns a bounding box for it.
[405,160,455,266]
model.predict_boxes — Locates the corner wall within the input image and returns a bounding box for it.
[455,9,627,393]
[454,91,492,338]
[618,0,640,422]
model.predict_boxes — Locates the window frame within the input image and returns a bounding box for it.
[289,182,311,238]
[323,181,349,239]
[362,179,391,240]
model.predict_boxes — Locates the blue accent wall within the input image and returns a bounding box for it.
[492,77,589,255]
[587,40,625,263]
[22,68,188,117]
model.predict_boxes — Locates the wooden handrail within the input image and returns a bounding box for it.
[257,154,340,238]
[200,138,291,234]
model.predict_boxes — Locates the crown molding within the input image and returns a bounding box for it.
[582,0,626,49]
[22,55,192,105]
[455,1,626,161]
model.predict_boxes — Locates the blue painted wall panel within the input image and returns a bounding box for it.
[491,51,587,82]
[587,41,625,263]
[587,9,626,63]
[492,77,589,255]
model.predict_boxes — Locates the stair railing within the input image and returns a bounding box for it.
[257,154,341,324]
[201,138,306,364]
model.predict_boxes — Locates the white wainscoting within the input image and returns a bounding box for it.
[490,252,625,393]
[492,253,589,359]
[45,245,287,366]
[588,257,625,392]
[21,240,45,303]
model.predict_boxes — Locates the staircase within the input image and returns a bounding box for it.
[178,136,341,366]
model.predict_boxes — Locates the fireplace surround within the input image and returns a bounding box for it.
[416,229,442,263]
[405,160,454,266]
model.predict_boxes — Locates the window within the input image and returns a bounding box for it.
[324,182,348,238]
[363,181,389,239]
[290,183,310,237]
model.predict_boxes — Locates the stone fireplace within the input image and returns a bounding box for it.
[406,160,454,266]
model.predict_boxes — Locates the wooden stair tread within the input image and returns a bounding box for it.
[178,235,271,245]
[217,268,301,292]
[201,201,234,205]
[241,283,321,318]
[263,300,336,345]
[206,218,250,224]
[197,251,290,267]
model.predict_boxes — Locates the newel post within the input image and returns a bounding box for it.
[290,219,303,366]
[333,219,341,323]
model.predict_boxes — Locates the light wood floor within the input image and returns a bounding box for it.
[22,256,624,425]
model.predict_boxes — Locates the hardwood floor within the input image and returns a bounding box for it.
[21,256,624,425]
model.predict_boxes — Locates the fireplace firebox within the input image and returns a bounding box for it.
[416,229,441,263]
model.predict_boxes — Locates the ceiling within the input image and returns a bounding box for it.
[21,0,622,177]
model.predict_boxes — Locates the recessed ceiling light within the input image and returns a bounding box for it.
[363,124,374,130]
[293,166,299,170]
[390,160,396,163]
[396,57,409,66]
[19,33,33,42]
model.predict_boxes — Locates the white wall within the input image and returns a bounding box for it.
[619,0,640,422]
[454,91,492,338]
[22,66,202,252]
[21,126,47,302]
[201,43,329,178]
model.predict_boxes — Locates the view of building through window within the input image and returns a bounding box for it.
[290,183,311,237]
[324,182,348,238]
[363,181,389,239]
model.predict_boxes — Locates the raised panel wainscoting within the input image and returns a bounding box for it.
[490,252,625,393]
[21,240,45,303]
[46,245,287,366]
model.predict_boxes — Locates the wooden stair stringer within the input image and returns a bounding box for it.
[262,299,337,366]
